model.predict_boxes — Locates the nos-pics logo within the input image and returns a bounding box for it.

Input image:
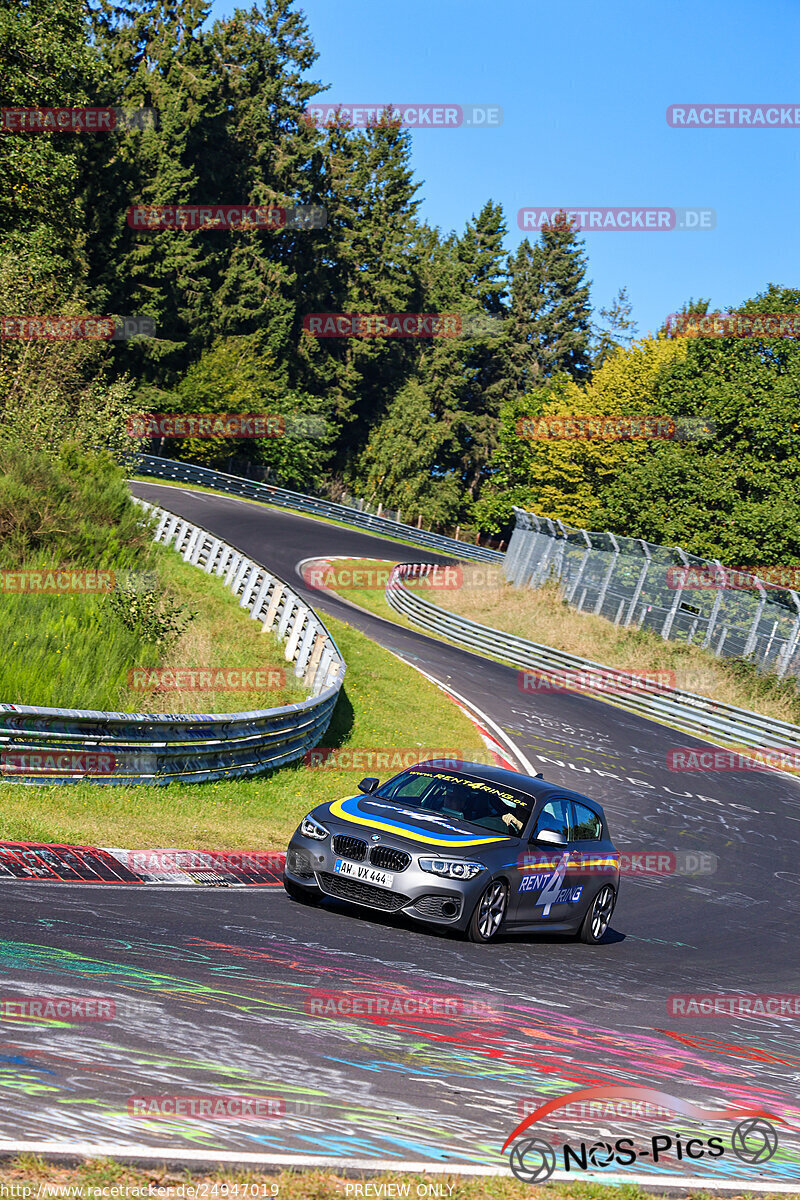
[503,1087,783,1183]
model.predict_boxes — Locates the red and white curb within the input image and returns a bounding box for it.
[0,840,284,886]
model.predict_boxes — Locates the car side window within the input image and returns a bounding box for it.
[571,801,602,840]
[531,798,572,842]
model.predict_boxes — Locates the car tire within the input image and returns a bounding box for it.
[577,884,616,944]
[466,879,508,943]
[284,878,321,905]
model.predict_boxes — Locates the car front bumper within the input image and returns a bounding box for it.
[285,832,489,931]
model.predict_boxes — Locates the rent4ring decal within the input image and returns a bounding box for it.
[517,852,583,911]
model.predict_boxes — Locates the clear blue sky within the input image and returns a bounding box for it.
[211,0,800,337]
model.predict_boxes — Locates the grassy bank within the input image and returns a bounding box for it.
[327,558,800,726]
[0,542,306,714]
[3,1155,786,1199]
[0,614,487,848]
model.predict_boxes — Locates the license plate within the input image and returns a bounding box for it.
[334,858,395,889]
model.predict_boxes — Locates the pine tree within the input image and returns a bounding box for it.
[506,216,592,389]
[207,0,324,361]
[457,200,508,314]
[593,285,638,367]
[83,0,218,390]
[295,115,422,467]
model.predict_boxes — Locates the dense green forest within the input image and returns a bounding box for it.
[2,0,799,565]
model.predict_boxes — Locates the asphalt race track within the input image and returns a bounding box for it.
[3,480,799,1184]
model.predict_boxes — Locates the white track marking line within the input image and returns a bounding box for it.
[395,658,536,776]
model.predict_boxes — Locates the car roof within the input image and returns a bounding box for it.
[412,758,605,816]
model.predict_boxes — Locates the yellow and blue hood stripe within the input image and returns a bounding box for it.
[328,795,511,847]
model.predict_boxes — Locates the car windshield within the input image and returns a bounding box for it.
[374,768,535,835]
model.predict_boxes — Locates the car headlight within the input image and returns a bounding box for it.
[300,814,329,840]
[418,858,486,880]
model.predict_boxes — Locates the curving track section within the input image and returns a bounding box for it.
[1,480,798,1186]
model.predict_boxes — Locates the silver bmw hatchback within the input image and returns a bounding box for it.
[284,759,620,943]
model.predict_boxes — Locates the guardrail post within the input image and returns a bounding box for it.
[231,558,251,596]
[204,539,222,573]
[315,642,334,686]
[161,513,179,544]
[240,567,262,609]
[224,553,243,587]
[305,633,327,688]
[173,520,190,553]
[195,535,214,568]
[593,533,619,616]
[285,606,309,660]
[277,595,296,638]
[262,584,285,632]
[183,527,202,563]
[294,619,318,677]
[661,549,689,639]
[248,573,274,620]
[154,510,170,540]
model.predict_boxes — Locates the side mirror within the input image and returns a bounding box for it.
[358,776,379,794]
[532,828,567,847]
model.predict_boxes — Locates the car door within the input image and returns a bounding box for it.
[514,797,577,924]
[568,799,615,909]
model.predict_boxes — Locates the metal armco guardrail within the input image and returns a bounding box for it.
[132,454,504,564]
[0,502,345,786]
[385,562,800,759]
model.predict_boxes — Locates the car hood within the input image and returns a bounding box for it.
[316,793,517,850]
